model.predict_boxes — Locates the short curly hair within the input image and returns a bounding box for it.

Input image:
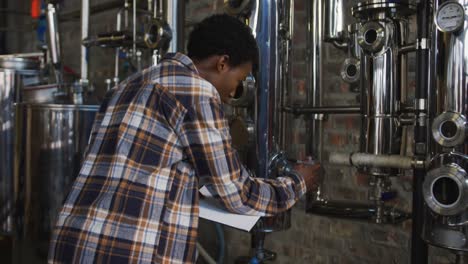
[187,14,259,72]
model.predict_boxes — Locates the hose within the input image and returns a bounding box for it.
[215,223,225,264]
[196,242,216,264]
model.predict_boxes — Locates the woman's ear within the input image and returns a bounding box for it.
[216,55,230,73]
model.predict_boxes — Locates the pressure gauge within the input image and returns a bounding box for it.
[436,1,465,33]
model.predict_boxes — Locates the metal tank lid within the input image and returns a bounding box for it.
[352,0,417,19]
[0,53,41,72]
[17,102,99,111]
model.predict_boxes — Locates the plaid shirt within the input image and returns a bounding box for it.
[48,53,306,264]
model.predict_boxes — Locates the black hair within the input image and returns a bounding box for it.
[187,14,259,72]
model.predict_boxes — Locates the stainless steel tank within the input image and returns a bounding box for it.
[13,103,98,263]
[423,0,468,252]
[0,55,40,234]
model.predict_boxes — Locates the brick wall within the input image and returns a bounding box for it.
[4,0,456,263]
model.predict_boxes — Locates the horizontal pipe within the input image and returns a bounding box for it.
[332,40,348,50]
[399,43,417,54]
[307,200,410,224]
[282,105,360,115]
[0,52,43,58]
[330,152,425,170]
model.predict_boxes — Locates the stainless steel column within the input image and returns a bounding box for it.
[352,1,415,223]
[423,0,468,253]
[353,1,414,176]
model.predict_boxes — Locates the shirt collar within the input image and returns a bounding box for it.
[161,52,199,74]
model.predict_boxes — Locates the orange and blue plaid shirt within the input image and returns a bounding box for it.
[48,53,306,264]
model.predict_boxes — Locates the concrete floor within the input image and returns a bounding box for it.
[0,235,12,264]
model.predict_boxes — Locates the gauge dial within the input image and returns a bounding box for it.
[436,2,465,33]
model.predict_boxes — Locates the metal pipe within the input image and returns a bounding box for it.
[167,0,184,52]
[158,0,163,18]
[114,7,122,85]
[399,43,417,54]
[0,1,7,54]
[282,106,360,115]
[329,152,425,170]
[80,0,89,83]
[46,3,63,85]
[443,17,468,116]
[46,4,61,66]
[307,0,323,163]
[324,0,346,42]
[332,40,348,50]
[278,0,294,150]
[307,200,410,224]
[148,0,153,14]
[413,0,430,263]
[0,53,44,58]
[133,0,136,57]
[253,0,279,180]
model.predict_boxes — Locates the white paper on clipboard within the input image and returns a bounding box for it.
[199,186,260,232]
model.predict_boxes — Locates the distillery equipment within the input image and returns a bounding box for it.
[82,0,181,87]
[422,0,468,261]
[0,54,41,236]
[5,0,468,263]
[300,0,416,226]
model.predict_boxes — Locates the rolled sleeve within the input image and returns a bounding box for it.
[180,97,306,216]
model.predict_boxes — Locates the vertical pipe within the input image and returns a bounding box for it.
[114,8,123,85]
[46,4,61,67]
[148,0,153,14]
[158,0,163,18]
[324,0,346,42]
[133,0,136,57]
[412,0,430,263]
[0,0,7,54]
[254,0,279,179]
[307,0,323,161]
[46,3,63,85]
[80,0,89,83]
[167,0,185,53]
[278,0,293,150]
